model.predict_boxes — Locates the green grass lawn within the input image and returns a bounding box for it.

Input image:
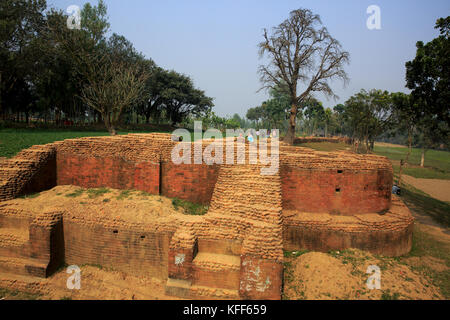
[374,145,450,180]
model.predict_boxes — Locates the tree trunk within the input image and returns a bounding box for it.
[103,113,116,136]
[398,159,404,187]
[284,105,298,144]
[406,130,412,164]
[420,147,425,167]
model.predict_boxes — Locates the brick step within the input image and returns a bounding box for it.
[192,252,240,290]
[189,284,240,300]
[0,227,29,258]
[197,239,241,256]
[164,278,240,300]
[0,256,49,278]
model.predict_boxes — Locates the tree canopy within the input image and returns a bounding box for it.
[258,8,349,144]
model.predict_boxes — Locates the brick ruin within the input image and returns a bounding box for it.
[0,133,414,299]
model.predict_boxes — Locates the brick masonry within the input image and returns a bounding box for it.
[0,134,414,300]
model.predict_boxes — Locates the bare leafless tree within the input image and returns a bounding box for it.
[258,8,350,144]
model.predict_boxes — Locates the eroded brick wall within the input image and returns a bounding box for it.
[0,144,57,201]
[63,221,172,279]
[281,166,392,214]
[56,154,160,195]
[161,162,219,204]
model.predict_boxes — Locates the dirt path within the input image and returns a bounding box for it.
[402,175,450,202]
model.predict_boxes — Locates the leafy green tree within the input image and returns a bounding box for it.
[343,89,393,153]
[246,106,264,125]
[0,0,47,119]
[302,98,324,136]
[405,16,450,166]
[323,108,333,137]
[162,71,213,125]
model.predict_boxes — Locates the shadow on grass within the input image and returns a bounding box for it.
[400,184,450,228]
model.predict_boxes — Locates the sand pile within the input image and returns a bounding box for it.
[284,249,444,300]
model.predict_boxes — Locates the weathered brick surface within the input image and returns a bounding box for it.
[0,134,415,300]
[239,255,283,300]
[282,195,414,256]
[63,220,172,279]
[0,144,57,201]
[281,166,392,214]
[57,154,160,194]
[161,163,219,204]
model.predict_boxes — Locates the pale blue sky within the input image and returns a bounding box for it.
[49,0,450,117]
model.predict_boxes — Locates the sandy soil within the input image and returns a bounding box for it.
[402,175,450,202]
[284,248,445,300]
[6,185,185,223]
[40,265,181,300]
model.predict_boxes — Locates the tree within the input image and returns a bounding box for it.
[246,106,264,125]
[79,55,149,135]
[302,98,325,136]
[343,89,393,153]
[162,71,213,125]
[390,92,417,186]
[138,66,166,124]
[258,8,349,144]
[405,16,450,166]
[323,108,333,137]
[333,103,346,135]
[0,0,47,118]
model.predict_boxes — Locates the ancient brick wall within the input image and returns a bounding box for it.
[282,196,414,257]
[281,166,392,214]
[280,146,393,215]
[0,207,63,277]
[56,153,160,195]
[161,162,219,204]
[0,134,415,300]
[55,135,220,204]
[0,144,57,201]
[62,218,173,279]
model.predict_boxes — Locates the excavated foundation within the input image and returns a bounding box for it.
[0,133,414,299]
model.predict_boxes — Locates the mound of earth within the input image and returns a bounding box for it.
[4,185,187,224]
[284,249,444,300]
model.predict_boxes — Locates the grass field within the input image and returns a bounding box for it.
[374,145,450,180]
[400,182,450,227]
